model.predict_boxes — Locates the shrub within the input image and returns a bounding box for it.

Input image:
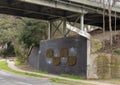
[91,38,102,53]
[95,54,109,79]
[0,46,15,58]
[114,48,120,54]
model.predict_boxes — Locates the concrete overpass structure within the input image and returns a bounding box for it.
[0,0,120,30]
[1,0,120,78]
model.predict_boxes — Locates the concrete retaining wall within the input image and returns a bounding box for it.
[28,47,39,69]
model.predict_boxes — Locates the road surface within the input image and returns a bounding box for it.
[0,69,61,85]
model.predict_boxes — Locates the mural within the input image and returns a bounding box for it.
[45,47,77,66]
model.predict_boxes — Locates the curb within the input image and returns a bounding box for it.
[5,59,117,85]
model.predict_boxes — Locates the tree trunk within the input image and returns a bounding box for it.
[114,8,117,42]
[113,0,117,41]
[102,0,106,48]
[108,0,113,49]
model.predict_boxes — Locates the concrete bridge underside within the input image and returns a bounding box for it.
[0,0,120,30]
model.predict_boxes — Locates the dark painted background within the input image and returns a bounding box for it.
[38,35,87,77]
[28,35,87,77]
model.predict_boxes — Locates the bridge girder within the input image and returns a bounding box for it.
[0,0,119,30]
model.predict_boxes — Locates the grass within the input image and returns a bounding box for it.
[33,70,48,74]
[14,59,21,65]
[50,78,94,85]
[14,59,84,79]
[0,61,40,77]
[60,74,84,79]
[0,60,93,85]
[14,59,48,74]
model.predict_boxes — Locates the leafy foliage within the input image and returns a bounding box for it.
[0,15,23,44]
[0,43,15,57]
[114,48,120,54]
[0,15,24,57]
[0,14,47,63]
[95,54,109,79]
[19,18,47,48]
[91,38,103,53]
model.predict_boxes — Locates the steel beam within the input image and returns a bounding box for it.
[63,18,67,37]
[48,21,51,40]
[51,20,63,37]
[20,0,87,14]
[80,14,84,31]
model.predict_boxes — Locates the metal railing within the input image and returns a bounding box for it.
[87,0,120,5]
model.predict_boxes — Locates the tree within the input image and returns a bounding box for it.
[19,18,47,48]
[108,0,113,49]
[0,14,47,62]
[0,15,24,57]
[112,0,118,41]
[16,18,48,63]
[0,15,23,44]
[102,0,106,48]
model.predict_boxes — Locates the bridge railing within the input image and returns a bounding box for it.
[87,0,120,6]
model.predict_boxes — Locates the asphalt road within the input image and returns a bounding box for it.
[0,69,61,85]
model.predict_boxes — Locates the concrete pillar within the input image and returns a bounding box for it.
[48,21,51,40]
[80,13,84,31]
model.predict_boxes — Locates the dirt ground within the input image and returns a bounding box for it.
[97,79,120,85]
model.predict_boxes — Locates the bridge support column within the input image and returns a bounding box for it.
[80,13,84,31]
[48,21,51,40]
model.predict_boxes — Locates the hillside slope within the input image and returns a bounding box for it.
[90,29,120,53]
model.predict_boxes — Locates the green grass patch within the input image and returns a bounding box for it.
[0,61,40,77]
[14,59,48,74]
[50,78,61,82]
[50,78,94,85]
[60,74,84,79]
[33,70,48,74]
[14,59,21,65]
